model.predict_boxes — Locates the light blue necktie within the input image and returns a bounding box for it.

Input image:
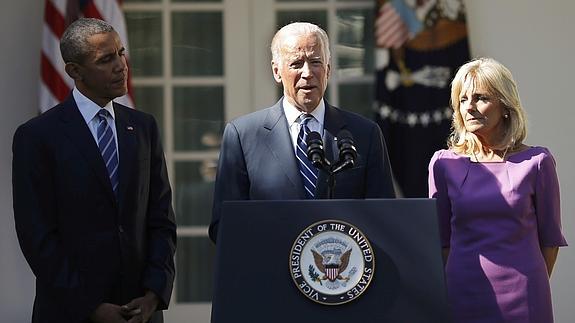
[96,109,119,198]
[296,114,318,199]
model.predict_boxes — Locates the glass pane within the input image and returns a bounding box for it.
[338,83,373,119]
[276,11,327,32]
[173,86,224,151]
[133,86,164,138]
[125,11,163,76]
[175,161,216,226]
[336,9,374,77]
[176,237,215,302]
[172,12,223,76]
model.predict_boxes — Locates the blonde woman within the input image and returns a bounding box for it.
[428,58,567,322]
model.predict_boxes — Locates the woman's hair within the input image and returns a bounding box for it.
[270,22,331,68]
[448,57,527,154]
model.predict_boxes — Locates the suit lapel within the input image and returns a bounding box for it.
[60,95,117,202]
[316,103,346,198]
[263,100,306,198]
[114,103,137,206]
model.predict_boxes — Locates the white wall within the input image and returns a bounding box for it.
[1,0,573,322]
[0,0,41,321]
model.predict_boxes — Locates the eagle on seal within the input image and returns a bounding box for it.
[311,248,352,282]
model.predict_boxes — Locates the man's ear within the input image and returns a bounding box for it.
[65,62,82,81]
[327,63,331,79]
[271,61,282,83]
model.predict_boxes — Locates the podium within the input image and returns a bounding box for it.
[211,199,450,323]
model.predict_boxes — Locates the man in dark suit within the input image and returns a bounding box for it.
[12,18,176,323]
[209,22,395,242]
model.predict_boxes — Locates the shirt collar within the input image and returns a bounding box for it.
[282,97,325,127]
[73,87,116,124]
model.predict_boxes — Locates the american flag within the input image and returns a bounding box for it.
[375,0,426,49]
[375,1,410,49]
[40,0,134,113]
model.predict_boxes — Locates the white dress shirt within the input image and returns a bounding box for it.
[282,97,326,153]
[73,87,119,159]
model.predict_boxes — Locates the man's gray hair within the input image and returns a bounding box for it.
[271,22,331,66]
[60,18,115,64]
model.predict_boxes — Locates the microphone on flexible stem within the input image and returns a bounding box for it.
[306,131,325,169]
[336,129,357,170]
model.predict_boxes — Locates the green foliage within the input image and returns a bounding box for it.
[308,265,322,286]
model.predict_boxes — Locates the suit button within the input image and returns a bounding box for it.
[118,225,124,233]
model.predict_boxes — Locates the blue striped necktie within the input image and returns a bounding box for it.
[96,109,119,198]
[296,114,318,199]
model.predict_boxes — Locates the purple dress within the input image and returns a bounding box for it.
[428,147,567,323]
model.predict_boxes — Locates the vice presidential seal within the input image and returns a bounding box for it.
[289,220,375,305]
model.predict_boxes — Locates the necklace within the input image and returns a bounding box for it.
[502,145,510,160]
[472,145,510,162]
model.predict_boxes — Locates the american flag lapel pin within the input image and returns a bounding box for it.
[126,126,134,131]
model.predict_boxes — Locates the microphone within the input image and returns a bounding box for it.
[306,131,325,168]
[336,130,357,167]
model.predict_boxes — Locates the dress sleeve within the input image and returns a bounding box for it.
[428,150,452,248]
[535,148,567,247]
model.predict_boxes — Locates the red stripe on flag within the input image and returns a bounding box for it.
[44,0,66,38]
[41,53,70,102]
[83,1,104,20]
[375,2,410,49]
[379,22,406,45]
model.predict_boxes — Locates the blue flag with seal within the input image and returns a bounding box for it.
[375,0,470,197]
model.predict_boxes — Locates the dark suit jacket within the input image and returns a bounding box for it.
[12,94,177,323]
[209,99,395,242]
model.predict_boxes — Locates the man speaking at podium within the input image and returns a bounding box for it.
[210,22,395,243]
